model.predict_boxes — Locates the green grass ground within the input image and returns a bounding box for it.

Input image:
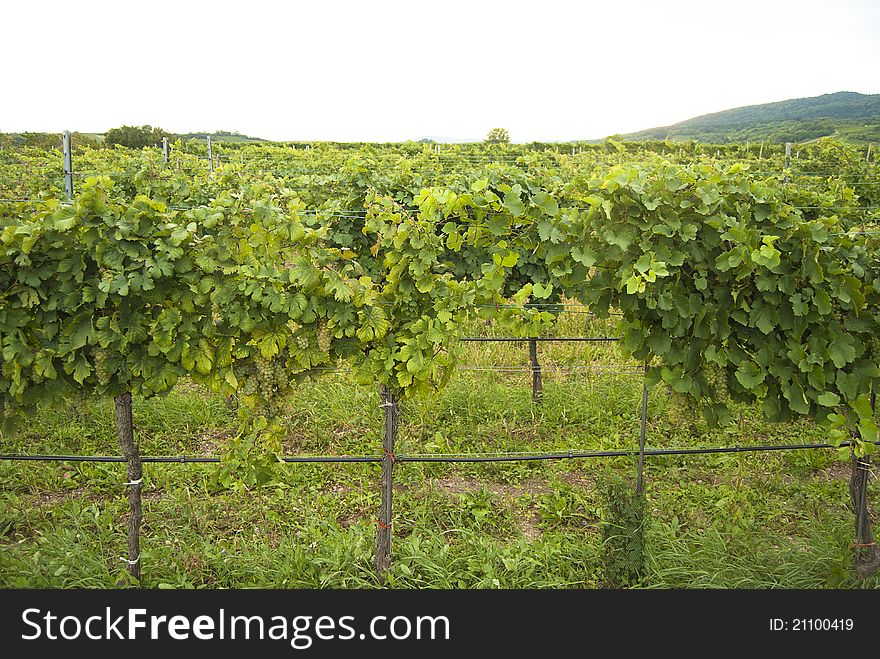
[1,312,877,588]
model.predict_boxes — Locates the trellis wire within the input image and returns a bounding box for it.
[459,336,619,342]
[1,440,875,465]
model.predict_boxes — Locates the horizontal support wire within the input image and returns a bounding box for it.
[458,336,619,342]
[829,229,880,236]
[396,442,872,462]
[0,198,69,204]
[68,171,134,177]
[4,159,865,170]
[0,173,63,181]
[791,205,880,210]
[265,366,641,375]
[749,172,880,179]
[471,303,623,313]
[0,454,377,463]
[0,440,874,465]
[458,367,641,374]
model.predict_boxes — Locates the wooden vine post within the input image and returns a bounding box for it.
[529,339,543,404]
[374,385,398,577]
[636,364,649,495]
[115,392,143,583]
[850,448,878,579]
[851,388,879,579]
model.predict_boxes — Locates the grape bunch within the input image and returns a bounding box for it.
[868,336,880,364]
[664,387,695,424]
[317,319,332,354]
[94,348,112,386]
[235,349,291,416]
[255,354,289,401]
[704,364,728,402]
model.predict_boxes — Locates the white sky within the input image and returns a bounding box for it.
[2,0,879,142]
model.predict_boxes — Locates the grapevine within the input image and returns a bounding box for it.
[2,138,880,576]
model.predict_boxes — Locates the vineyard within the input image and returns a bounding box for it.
[1,136,879,588]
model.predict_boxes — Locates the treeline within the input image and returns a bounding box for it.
[0,132,101,150]
[0,126,266,151]
[174,130,265,143]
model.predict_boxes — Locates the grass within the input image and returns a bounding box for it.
[1,309,878,588]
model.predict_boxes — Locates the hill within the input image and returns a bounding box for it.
[174,130,266,143]
[619,91,880,144]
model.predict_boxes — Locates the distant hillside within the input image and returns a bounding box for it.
[174,130,266,143]
[414,136,481,144]
[620,92,880,144]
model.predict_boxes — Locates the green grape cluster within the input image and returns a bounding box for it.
[868,336,880,364]
[255,354,289,401]
[236,349,291,416]
[705,364,728,402]
[238,363,258,397]
[317,319,332,354]
[94,349,112,386]
[665,387,696,425]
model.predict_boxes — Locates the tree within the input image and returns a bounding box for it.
[105,125,171,149]
[485,127,510,144]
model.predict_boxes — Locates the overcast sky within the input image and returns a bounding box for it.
[2,0,879,142]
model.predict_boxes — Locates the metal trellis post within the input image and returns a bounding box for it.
[62,131,73,201]
[783,142,792,184]
[207,136,214,173]
[162,137,169,164]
